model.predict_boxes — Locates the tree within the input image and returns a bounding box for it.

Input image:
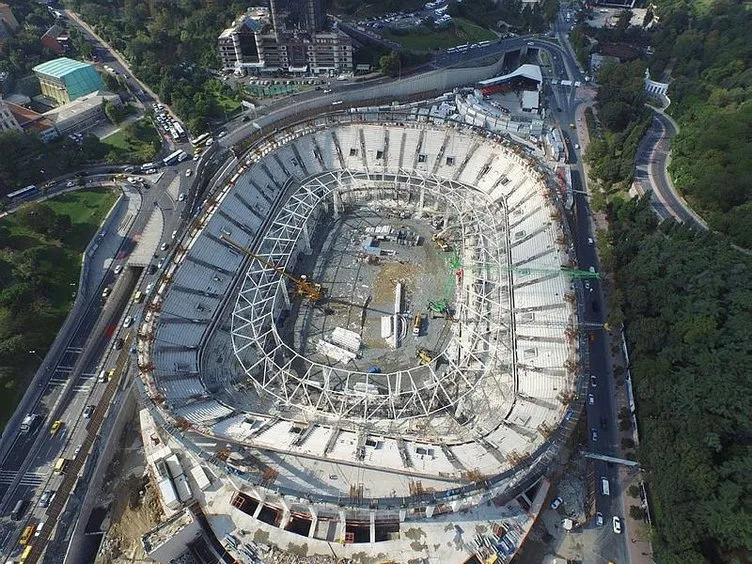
[103,100,124,124]
[629,505,645,521]
[16,203,57,236]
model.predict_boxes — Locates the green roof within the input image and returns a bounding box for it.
[33,57,92,79]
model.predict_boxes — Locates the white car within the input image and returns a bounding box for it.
[66,180,76,188]
[123,316,134,328]
[588,393,595,406]
[185,169,192,177]
[587,237,594,246]
[113,264,123,275]
[178,193,186,202]
[595,512,604,527]
[160,242,169,251]
[193,153,200,161]
[612,516,622,534]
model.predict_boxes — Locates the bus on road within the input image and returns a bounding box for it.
[190,133,211,147]
[5,185,39,203]
[163,149,183,166]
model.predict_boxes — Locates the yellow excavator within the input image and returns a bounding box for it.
[220,235,326,302]
[416,348,433,364]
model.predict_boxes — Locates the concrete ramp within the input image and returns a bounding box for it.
[128,207,164,267]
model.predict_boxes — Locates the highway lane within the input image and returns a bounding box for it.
[0,166,191,559]
[550,4,631,560]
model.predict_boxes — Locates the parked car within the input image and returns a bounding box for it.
[123,316,134,328]
[83,405,95,418]
[178,193,186,202]
[588,393,595,406]
[612,516,622,534]
[550,497,563,510]
[595,512,604,527]
[591,428,598,442]
[590,375,597,388]
[113,264,123,275]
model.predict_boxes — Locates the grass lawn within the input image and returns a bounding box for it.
[102,118,160,163]
[215,92,242,114]
[0,187,117,428]
[383,18,496,51]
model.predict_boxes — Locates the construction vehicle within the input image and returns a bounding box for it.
[416,348,433,364]
[412,312,422,335]
[221,235,325,302]
[431,233,450,251]
[427,299,452,319]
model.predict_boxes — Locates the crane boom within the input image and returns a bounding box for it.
[220,235,325,301]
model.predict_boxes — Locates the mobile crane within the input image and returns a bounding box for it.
[220,235,326,302]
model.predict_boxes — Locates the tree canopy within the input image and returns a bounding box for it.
[607,196,752,563]
[66,0,248,134]
[648,0,752,248]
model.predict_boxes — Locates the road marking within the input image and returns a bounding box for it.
[73,386,92,393]
[0,471,45,486]
[65,347,84,353]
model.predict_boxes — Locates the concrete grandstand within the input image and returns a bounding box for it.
[135,98,588,561]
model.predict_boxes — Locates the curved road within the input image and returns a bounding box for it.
[634,108,707,226]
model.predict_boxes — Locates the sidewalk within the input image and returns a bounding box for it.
[573,101,655,564]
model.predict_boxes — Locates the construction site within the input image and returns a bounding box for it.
[291,204,455,371]
[132,105,592,561]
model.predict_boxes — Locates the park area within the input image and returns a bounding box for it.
[383,18,495,51]
[0,188,117,426]
[102,118,161,164]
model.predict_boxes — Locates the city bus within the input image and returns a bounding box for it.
[6,185,39,203]
[163,149,183,166]
[173,122,185,138]
[190,133,211,147]
[19,545,33,563]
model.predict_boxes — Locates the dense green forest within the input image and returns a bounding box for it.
[63,0,247,133]
[0,189,116,426]
[607,197,752,563]
[584,60,651,201]
[648,0,752,248]
[0,131,112,196]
